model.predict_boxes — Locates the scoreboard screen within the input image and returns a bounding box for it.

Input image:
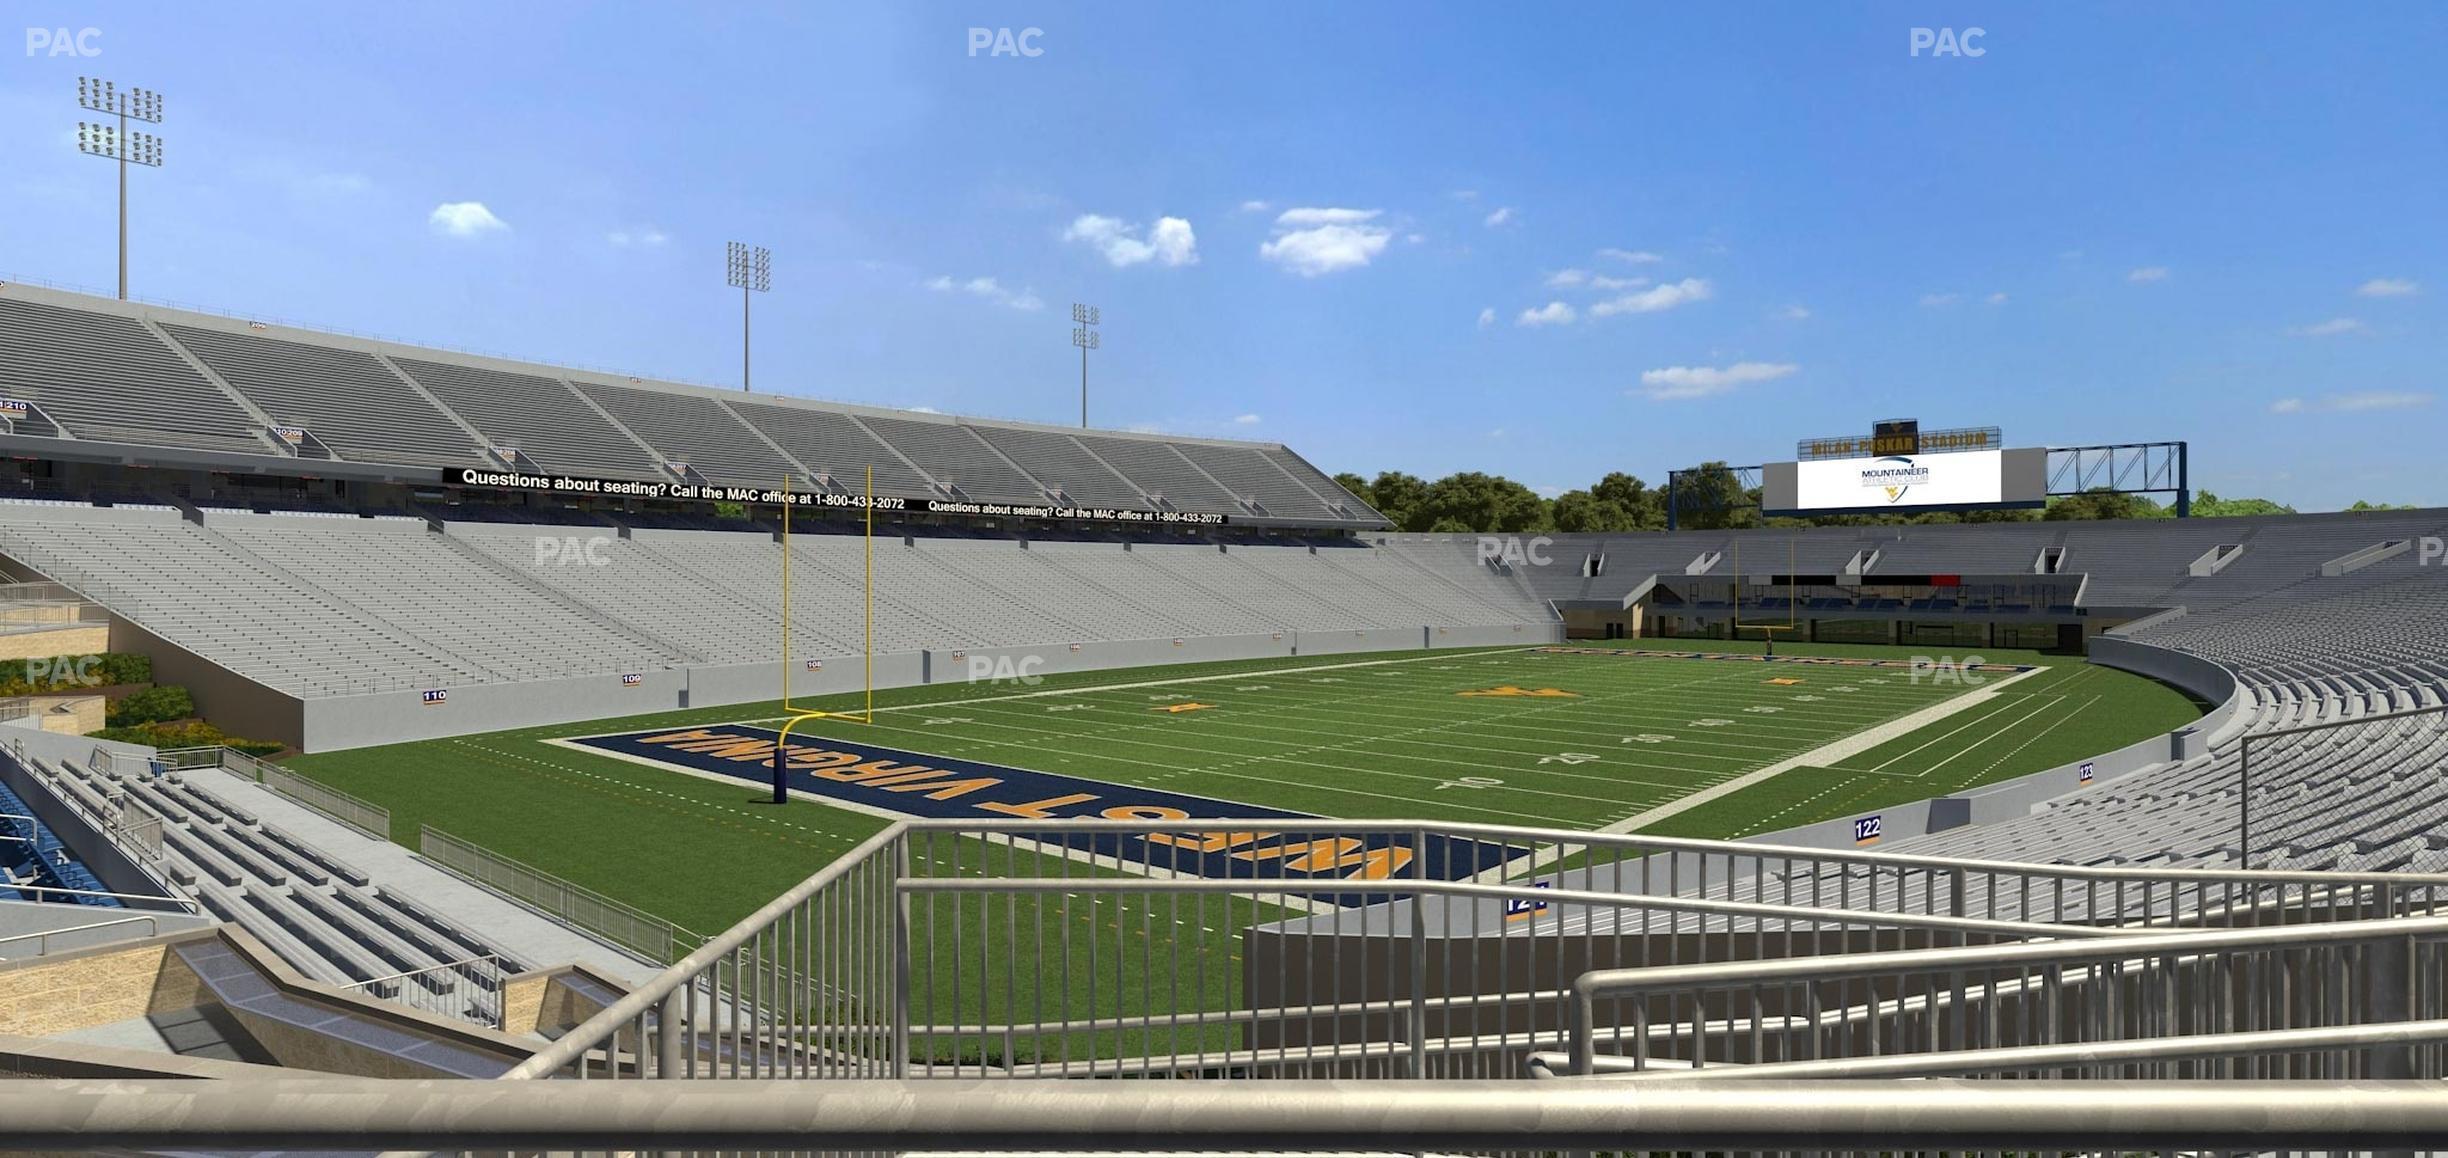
[1762,446,2048,516]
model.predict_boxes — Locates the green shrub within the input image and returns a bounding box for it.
[93,719,282,757]
[106,684,194,727]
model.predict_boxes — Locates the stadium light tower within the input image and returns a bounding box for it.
[727,242,770,392]
[76,78,165,301]
[1071,302,1100,428]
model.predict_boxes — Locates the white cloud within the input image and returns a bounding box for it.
[2356,277,2420,298]
[1549,268,1644,291]
[1483,206,1516,227]
[1516,301,1577,327]
[607,226,669,248]
[1589,278,1713,317]
[1476,307,1496,329]
[1237,199,1272,213]
[907,406,942,414]
[1532,484,1564,499]
[1778,304,1812,320]
[1450,189,1480,202]
[2127,266,2170,283]
[2290,317,2368,337]
[428,201,508,238]
[1260,207,1391,276]
[1597,247,1663,264]
[1986,291,2009,305]
[1919,292,1960,307]
[1232,413,1261,425]
[1636,361,1800,401]
[926,275,1044,311]
[2275,391,2432,414]
[1063,214,1199,268]
[1274,207,1381,227]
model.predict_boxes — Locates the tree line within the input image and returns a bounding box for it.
[1331,465,2407,534]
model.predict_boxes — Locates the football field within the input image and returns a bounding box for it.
[287,641,2203,938]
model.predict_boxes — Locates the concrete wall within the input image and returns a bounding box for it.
[286,621,1557,752]
[108,616,305,750]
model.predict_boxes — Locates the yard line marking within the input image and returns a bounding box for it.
[1595,664,2045,835]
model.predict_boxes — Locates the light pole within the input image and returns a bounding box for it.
[727,242,770,392]
[76,78,164,302]
[1071,302,1099,428]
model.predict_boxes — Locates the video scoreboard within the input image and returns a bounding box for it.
[1766,418,2044,516]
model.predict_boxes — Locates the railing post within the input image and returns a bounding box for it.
[892,832,913,1079]
[656,987,683,1079]
[1408,826,1428,1079]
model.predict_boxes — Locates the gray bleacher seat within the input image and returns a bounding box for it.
[160,323,479,467]
[391,357,659,479]
[724,399,938,497]
[1071,434,1243,514]
[857,415,1048,503]
[1170,442,1338,520]
[966,425,1153,509]
[0,296,265,454]
[568,379,803,486]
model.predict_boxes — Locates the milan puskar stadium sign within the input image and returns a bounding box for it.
[445,468,1231,525]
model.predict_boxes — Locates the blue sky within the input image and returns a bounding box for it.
[3,2,2442,509]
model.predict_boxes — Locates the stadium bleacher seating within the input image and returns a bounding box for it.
[0,284,1387,526]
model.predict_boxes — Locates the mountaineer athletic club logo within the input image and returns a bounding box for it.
[1860,455,1934,504]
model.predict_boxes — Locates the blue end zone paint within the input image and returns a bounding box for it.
[568,725,1528,903]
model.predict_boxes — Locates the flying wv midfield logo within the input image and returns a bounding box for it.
[560,726,1528,903]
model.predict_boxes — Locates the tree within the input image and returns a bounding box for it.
[1550,489,1637,533]
[2192,490,2295,518]
[1366,471,1430,530]
[2045,488,2169,522]
[1331,472,1373,511]
[1672,462,1753,530]
[1415,472,1551,533]
[1589,472,1666,530]
[2347,499,2416,512]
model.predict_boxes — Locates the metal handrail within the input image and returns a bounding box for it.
[501,823,903,1079]
[0,914,159,956]
[10,1077,2448,1151]
[1564,912,2448,1074]
[1532,1018,2448,1080]
[341,953,502,992]
[899,874,2140,941]
[894,816,2448,890]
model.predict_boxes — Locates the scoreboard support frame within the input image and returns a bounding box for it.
[1665,440,2189,529]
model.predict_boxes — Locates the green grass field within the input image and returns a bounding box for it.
[285,641,2202,939]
